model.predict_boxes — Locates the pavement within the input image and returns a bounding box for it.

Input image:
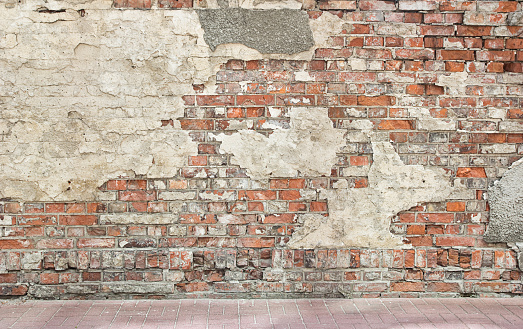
[0,298,522,329]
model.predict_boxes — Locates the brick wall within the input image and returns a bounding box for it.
[1,0,522,298]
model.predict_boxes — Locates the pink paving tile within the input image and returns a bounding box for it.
[332,313,368,324]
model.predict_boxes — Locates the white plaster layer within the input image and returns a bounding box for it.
[215,107,346,179]
[99,214,178,225]
[408,108,457,131]
[288,142,456,248]
[0,6,342,201]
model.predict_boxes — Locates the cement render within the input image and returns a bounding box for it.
[485,159,523,243]
[197,9,315,54]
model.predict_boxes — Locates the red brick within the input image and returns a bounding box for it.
[359,0,396,10]
[406,225,425,235]
[506,39,523,49]
[45,203,65,213]
[357,95,395,106]
[424,13,444,23]
[289,179,305,189]
[487,62,505,72]
[377,120,415,130]
[60,215,97,226]
[319,0,357,10]
[404,37,424,48]
[178,282,209,292]
[482,1,518,12]
[445,13,463,24]
[106,180,127,190]
[36,239,74,249]
[118,190,155,201]
[0,273,17,283]
[310,202,327,212]
[0,285,28,296]
[385,37,404,47]
[196,95,234,106]
[350,156,369,166]
[113,0,152,9]
[237,95,274,106]
[406,84,425,95]
[436,237,475,247]
[456,167,487,178]
[427,282,461,292]
[438,50,475,60]
[82,272,101,281]
[0,239,34,249]
[350,24,371,34]
[188,155,207,166]
[484,39,505,49]
[417,213,454,223]
[505,63,523,73]
[426,85,444,95]
[240,190,277,201]
[364,36,384,46]
[420,25,454,36]
[477,50,515,61]
[263,214,296,224]
[40,273,59,285]
[238,238,275,248]
[396,49,434,60]
[77,238,115,248]
[391,282,424,292]
[457,26,492,37]
[279,190,301,201]
[405,12,423,23]
[447,202,466,212]
[179,119,214,130]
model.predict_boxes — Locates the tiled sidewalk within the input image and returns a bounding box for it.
[1,298,522,329]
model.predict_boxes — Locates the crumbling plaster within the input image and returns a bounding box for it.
[215,107,346,179]
[219,108,470,248]
[484,158,523,243]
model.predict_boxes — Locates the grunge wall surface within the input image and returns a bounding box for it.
[0,0,522,298]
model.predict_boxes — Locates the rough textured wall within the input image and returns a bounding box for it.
[0,0,522,299]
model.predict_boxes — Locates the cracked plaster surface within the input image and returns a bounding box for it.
[215,107,346,179]
[0,2,340,201]
[216,107,468,248]
[288,142,456,248]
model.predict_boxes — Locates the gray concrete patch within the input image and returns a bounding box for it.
[484,159,523,243]
[197,9,314,54]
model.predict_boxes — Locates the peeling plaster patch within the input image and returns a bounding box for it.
[309,12,345,48]
[197,9,314,54]
[215,107,345,179]
[99,214,178,225]
[294,71,314,81]
[196,0,304,9]
[0,9,208,201]
[437,72,469,96]
[484,159,523,243]
[288,142,455,248]
[408,108,456,131]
